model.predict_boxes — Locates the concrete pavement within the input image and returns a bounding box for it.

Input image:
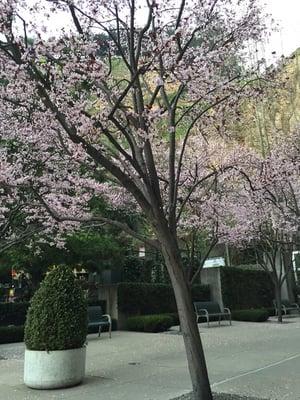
[1,318,300,400]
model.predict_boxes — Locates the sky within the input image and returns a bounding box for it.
[9,0,300,63]
[260,0,300,59]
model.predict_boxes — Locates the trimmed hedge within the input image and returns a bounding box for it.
[0,325,24,344]
[126,314,173,332]
[221,268,273,310]
[266,307,276,317]
[0,302,29,326]
[0,300,105,329]
[232,309,269,322]
[118,282,210,315]
[87,300,106,311]
[165,313,180,326]
[25,265,88,351]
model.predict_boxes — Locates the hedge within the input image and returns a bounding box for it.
[118,282,210,315]
[221,268,273,310]
[0,302,29,327]
[0,325,24,344]
[231,309,269,322]
[87,300,106,311]
[126,314,173,332]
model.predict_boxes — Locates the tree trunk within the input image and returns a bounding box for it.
[282,246,296,302]
[158,231,213,400]
[274,282,283,323]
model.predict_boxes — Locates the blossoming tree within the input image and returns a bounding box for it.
[0,0,267,398]
[217,136,300,323]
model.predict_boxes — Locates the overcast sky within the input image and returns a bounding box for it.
[259,0,300,58]
[16,0,300,62]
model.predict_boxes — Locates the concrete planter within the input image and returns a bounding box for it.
[24,346,86,389]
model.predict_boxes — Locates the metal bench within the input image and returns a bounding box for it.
[194,301,231,327]
[273,299,300,316]
[88,306,112,338]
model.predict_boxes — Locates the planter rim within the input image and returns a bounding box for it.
[25,345,86,352]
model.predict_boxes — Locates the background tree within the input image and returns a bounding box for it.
[217,135,300,323]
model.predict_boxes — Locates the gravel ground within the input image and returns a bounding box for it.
[172,393,268,400]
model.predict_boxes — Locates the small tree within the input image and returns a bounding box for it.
[25,265,87,351]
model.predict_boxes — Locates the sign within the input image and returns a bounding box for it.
[203,257,225,269]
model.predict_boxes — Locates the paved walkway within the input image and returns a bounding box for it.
[1,318,300,400]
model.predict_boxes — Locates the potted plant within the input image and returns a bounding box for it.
[24,265,88,389]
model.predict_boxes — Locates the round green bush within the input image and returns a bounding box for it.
[232,309,269,322]
[24,265,87,351]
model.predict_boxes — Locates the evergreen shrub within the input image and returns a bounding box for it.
[24,265,87,351]
[126,314,173,332]
[232,309,269,322]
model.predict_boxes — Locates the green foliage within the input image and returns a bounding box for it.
[232,309,269,322]
[265,307,276,317]
[191,285,211,303]
[221,267,273,310]
[122,255,169,283]
[87,300,106,310]
[165,313,180,326]
[0,302,29,326]
[118,282,210,315]
[1,228,130,288]
[66,231,125,271]
[24,265,87,351]
[0,325,24,344]
[0,263,12,284]
[126,314,173,333]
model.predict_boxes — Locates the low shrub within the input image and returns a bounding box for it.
[0,302,29,326]
[0,325,24,344]
[126,314,173,333]
[165,313,180,326]
[265,307,276,317]
[232,309,269,322]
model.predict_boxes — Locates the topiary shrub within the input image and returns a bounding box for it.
[232,309,269,322]
[126,314,173,333]
[24,265,87,351]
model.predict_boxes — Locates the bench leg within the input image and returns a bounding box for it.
[218,316,221,326]
[98,325,102,337]
[207,316,209,328]
[109,323,112,339]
